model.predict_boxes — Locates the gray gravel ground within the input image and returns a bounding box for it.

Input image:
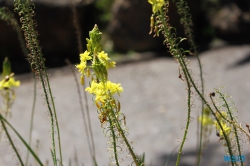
[0,45,250,166]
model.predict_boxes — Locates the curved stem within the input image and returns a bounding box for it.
[217,91,243,166]
[209,95,235,166]
[0,116,24,166]
[108,101,139,166]
[0,115,44,166]
[175,60,192,166]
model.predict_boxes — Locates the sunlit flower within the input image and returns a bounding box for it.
[76,51,91,74]
[80,50,92,62]
[96,51,116,69]
[0,77,20,90]
[148,0,164,13]
[214,111,231,137]
[215,121,231,137]
[85,80,123,103]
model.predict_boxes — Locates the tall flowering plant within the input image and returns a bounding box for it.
[0,57,20,118]
[76,25,144,166]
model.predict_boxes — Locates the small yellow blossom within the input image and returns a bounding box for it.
[0,77,20,90]
[97,51,116,69]
[148,0,164,13]
[76,51,91,74]
[76,63,86,74]
[107,61,116,69]
[199,115,214,126]
[97,51,110,61]
[215,121,231,137]
[199,107,214,126]
[214,111,231,137]
[80,50,92,62]
[85,80,123,103]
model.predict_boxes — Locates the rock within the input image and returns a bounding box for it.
[107,0,200,53]
[207,1,250,43]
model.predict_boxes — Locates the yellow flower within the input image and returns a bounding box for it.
[215,122,231,137]
[0,77,20,90]
[106,81,123,96]
[148,0,164,13]
[97,51,116,69]
[214,111,231,137]
[76,51,91,74]
[80,50,92,62]
[107,61,116,69]
[76,62,87,75]
[97,51,110,61]
[199,115,214,126]
[85,80,123,103]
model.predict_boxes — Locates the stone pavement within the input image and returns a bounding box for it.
[0,45,250,166]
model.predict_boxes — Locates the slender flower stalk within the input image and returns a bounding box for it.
[147,1,246,166]
[14,1,63,165]
[76,25,141,166]
[0,58,22,165]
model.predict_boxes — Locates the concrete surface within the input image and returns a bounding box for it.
[0,45,250,166]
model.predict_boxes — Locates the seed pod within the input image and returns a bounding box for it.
[149,16,154,34]
[80,75,84,85]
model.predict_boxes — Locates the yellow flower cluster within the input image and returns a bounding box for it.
[0,58,20,90]
[0,76,20,90]
[76,50,116,76]
[214,111,231,137]
[86,80,123,103]
[76,25,122,105]
[76,50,92,75]
[148,0,164,13]
[199,108,231,138]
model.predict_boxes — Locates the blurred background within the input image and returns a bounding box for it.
[0,0,250,74]
[0,1,250,166]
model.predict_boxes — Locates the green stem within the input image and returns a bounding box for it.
[217,91,243,166]
[14,1,62,164]
[196,55,204,166]
[209,95,235,166]
[175,59,192,166]
[25,72,37,166]
[0,115,44,165]
[0,116,24,166]
[158,9,233,165]
[108,116,119,166]
[44,71,63,166]
[108,101,139,166]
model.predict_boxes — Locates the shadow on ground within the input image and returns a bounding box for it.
[153,143,250,166]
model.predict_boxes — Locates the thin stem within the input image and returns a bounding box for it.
[65,59,96,165]
[108,116,119,166]
[108,101,139,166]
[25,72,37,166]
[209,95,235,166]
[217,91,243,166]
[70,0,96,158]
[0,115,24,166]
[83,82,96,158]
[44,71,63,166]
[196,55,204,166]
[0,115,44,166]
[175,60,192,166]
